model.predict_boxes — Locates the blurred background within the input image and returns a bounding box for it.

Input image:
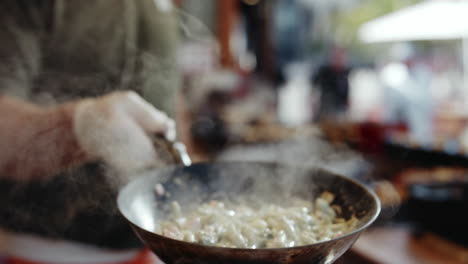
[0,0,466,263]
[174,0,468,263]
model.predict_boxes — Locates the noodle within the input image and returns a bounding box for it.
[156,192,358,249]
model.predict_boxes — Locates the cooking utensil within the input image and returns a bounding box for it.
[152,134,192,166]
[118,162,380,264]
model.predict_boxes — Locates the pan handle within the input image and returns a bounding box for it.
[152,134,192,166]
[172,142,192,166]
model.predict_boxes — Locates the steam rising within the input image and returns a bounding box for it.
[216,135,400,220]
[121,162,381,240]
[217,136,371,179]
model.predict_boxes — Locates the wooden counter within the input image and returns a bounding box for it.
[339,226,468,264]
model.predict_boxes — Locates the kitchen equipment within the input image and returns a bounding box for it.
[118,162,380,264]
[152,134,192,167]
[407,180,468,246]
[394,168,468,247]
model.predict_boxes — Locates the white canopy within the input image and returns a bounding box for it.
[359,0,468,43]
[358,0,468,90]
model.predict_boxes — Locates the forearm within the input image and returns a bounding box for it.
[0,96,89,180]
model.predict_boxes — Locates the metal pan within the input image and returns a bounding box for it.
[118,162,380,264]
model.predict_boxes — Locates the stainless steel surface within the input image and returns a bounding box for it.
[152,134,191,166]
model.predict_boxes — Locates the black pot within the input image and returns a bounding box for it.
[407,180,468,246]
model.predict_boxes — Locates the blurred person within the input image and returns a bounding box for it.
[312,46,351,121]
[272,0,311,86]
[381,56,433,146]
[380,61,411,130]
[404,57,433,146]
[277,63,313,126]
[239,0,276,81]
[0,0,181,263]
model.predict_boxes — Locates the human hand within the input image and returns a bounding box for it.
[73,91,175,174]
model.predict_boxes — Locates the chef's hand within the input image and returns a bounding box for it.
[73,91,175,174]
[0,91,173,180]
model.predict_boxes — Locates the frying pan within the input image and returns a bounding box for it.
[118,162,380,264]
